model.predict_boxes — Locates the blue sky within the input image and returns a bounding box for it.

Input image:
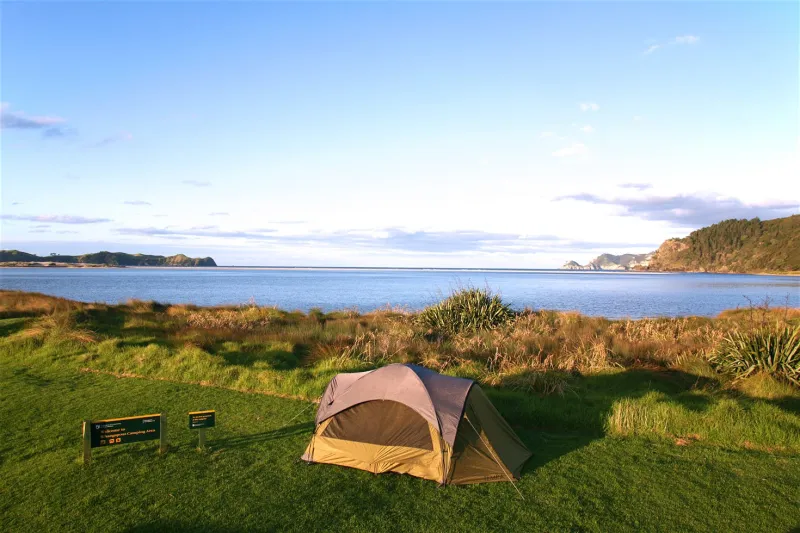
[1,2,798,267]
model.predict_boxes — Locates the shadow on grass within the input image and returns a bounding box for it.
[11,367,54,387]
[76,307,127,336]
[488,368,720,435]
[214,422,314,449]
[212,344,303,370]
[0,317,31,336]
[486,367,800,474]
[518,431,596,475]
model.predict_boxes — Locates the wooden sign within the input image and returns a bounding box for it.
[82,413,167,464]
[188,410,215,429]
[189,410,215,450]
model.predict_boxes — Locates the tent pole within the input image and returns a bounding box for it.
[465,416,525,500]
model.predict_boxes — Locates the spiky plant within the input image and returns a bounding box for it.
[709,325,800,386]
[417,288,514,335]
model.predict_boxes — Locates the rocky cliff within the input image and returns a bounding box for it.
[562,253,653,271]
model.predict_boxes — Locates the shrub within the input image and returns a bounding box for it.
[710,326,800,386]
[417,288,514,335]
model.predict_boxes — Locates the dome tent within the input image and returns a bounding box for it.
[301,363,531,485]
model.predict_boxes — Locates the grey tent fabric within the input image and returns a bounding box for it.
[315,364,474,446]
[304,363,532,485]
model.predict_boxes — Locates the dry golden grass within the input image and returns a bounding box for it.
[1,290,797,393]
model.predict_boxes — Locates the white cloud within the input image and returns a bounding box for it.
[1,214,111,224]
[644,35,700,55]
[552,143,587,158]
[633,115,643,122]
[92,132,133,147]
[0,102,65,129]
[673,35,699,45]
[580,125,594,133]
[579,102,599,112]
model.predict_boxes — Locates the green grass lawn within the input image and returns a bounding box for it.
[2,336,799,532]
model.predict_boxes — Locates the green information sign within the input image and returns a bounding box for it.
[189,410,216,429]
[89,414,162,448]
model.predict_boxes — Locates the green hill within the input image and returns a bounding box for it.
[647,215,800,273]
[0,250,217,267]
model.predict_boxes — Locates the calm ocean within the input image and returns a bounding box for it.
[1,267,798,318]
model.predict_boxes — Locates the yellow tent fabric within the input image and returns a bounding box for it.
[301,364,531,485]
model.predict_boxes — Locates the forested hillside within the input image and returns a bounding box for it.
[0,250,217,267]
[647,215,799,273]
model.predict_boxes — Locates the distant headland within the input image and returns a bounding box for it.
[0,250,217,268]
[563,215,799,274]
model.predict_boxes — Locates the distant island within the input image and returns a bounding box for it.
[562,253,653,271]
[0,250,217,268]
[563,214,799,274]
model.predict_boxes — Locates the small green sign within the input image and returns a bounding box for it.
[189,410,215,430]
[89,414,161,448]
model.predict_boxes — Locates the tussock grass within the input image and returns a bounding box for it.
[710,326,800,385]
[418,287,514,335]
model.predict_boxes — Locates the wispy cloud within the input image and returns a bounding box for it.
[618,183,652,191]
[112,225,651,255]
[1,214,111,224]
[555,192,797,226]
[0,102,73,138]
[552,143,587,158]
[91,132,132,148]
[209,212,229,216]
[673,35,700,45]
[12,202,23,206]
[65,173,80,181]
[123,200,151,206]
[579,125,594,133]
[31,224,51,229]
[579,102,599,112]
[182,180,211,187]
[56,230,79,234]
[117,226,279,241]
[644,35,700,55]
[633,115,644,122]
[644,44,661,55]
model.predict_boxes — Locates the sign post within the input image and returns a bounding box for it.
[83,413,164,464]
[82,420,92,465]
[159,412,168,454]
[188,410,216,450]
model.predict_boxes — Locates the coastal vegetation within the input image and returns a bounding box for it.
[1,289,798,531]
[647,215,800,273]
[0,250,217,267]
[562,214,799,273]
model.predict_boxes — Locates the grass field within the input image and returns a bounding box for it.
[1,291,799,532]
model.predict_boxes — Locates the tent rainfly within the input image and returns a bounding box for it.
[301,363,531,485]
